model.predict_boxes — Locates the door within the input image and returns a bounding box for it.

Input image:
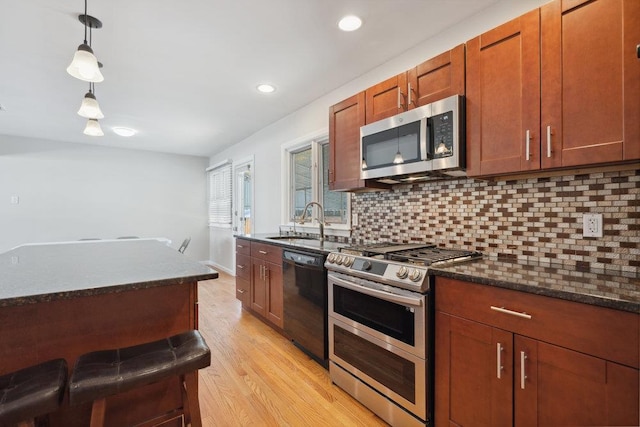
[514,336,640,427]
[408,44,465,108]
[233,159,253,235]
[365,73,408,123]
[540,0,640,167]
[435,312,512,427]
[466,9,541,176]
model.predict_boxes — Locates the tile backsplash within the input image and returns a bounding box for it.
[351,169,639,274]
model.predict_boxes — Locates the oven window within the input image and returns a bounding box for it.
[334,325,416,403]
[333,285,415,345]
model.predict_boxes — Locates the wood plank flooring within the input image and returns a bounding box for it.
[196,272,389,427]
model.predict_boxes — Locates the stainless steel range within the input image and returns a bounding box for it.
[325,244,481,426]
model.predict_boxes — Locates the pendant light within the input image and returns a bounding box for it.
[77,82,104,119]
[66,0,104,83]
[84,119,104,136]
[393,139,404,164]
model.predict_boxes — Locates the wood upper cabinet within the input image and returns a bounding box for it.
[408,44,465,108]
[466,9,541,176]
[328,93,388,192]
[365,73,408,123]
[540,0,640,168]
[467,0,640,177]
[435,277,640,426]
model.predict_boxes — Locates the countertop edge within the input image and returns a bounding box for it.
[431,267,639,314]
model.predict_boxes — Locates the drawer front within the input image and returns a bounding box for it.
[436,277,639,368]
[236,277,250,306]
[251,242,283,265]
[236,254,251,281]
[235,238,251,255]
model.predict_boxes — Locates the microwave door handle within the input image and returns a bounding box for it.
[330,274,423,308]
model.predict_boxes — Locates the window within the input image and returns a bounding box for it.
[286,136,349,228]
[207,160,232,228]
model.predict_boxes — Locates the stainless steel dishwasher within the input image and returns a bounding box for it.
[282,249,328,368]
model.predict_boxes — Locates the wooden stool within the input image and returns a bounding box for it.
[69,330,210,427]
[0,359,67,427]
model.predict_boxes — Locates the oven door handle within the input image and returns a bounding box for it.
[330,274,423,308]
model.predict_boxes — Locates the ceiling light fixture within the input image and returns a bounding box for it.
[113,127,137,137]
[77,82,104,119]
[257,84,275,93]
[67,0,104,83]
[83,118,104,136]
[338,15,362,32]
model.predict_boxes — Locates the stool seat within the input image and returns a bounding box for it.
[69,330,211,407]
[0,359,67,425]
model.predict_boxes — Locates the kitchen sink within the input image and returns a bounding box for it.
[267,235,318,241]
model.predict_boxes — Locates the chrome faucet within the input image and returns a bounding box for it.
[298,201,328,241]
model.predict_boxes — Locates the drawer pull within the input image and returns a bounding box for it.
[237,265,244,269]
[520,351,528,389]
[237,245,244,249]
[496,343,504,379]
[259,250,268,255]
[490,306,532,320]
[237,289,246,294]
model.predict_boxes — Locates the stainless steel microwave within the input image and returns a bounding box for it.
[360,94,465,184]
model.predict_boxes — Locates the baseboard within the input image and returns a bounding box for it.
[200,260,234,276]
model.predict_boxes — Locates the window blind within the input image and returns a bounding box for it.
[207,161,232,227]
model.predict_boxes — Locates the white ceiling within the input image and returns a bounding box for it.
[0,0,498,157]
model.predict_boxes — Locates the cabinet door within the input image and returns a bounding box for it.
[250,259,267,317]
[408,44,465,108]
[515,336,639,426]
[466,10,541,176]
[328,92,365,191]
[265,261,283,328]
[365,73,408,123]
[541,0,640,168]
[435,312,512,427]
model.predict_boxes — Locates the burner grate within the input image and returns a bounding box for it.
[386,247,481,265]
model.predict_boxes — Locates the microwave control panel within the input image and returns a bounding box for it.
[431,111,454,159]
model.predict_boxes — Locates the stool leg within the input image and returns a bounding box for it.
[181,372,202,427]
[90,398,107,427]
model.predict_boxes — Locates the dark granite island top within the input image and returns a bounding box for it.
[0,238,218,307]
[431,256,639,314]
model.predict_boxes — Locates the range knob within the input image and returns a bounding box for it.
[408,269,423,282]
[362,260,372,271]
[343,256,354,267]
[396,266,409,279]
[335,255,344,265]
[327,253,336,263]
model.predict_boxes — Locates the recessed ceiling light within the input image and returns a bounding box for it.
[338,15,362,32]
[257,84,275,94]
[112,127,137,137]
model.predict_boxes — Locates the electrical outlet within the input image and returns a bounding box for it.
[352,212,359,226]
[583,213,603,238]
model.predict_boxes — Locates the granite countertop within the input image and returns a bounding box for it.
[235,233,345,255]
[431,256,639,314]
[0,239,218,307]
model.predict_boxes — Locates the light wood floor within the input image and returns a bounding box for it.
[196,272,389,427]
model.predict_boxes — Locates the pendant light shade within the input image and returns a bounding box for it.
[393,151,404,164]
[67,43,104,82]
[77,90,104,119]
[84,119,104,136]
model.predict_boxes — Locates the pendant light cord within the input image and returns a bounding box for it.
[83,0,88,44]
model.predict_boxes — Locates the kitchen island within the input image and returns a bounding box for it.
[0,239,218,426]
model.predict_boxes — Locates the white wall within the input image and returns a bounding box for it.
[207,0,550,274]
[0,135,209,260]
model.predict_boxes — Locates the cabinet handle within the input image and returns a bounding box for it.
[520,351,528,389]
[408,82,412,106]
[397,87,402,110]
[546,125,552,158]
[490,306,532,320]
[525,130,531,161]
[496,343,504,379]
[237,289,245,294]
[259,250,268,255]
[637,44,639,59]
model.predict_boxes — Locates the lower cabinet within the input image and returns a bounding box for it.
[235,238,284,329]
[435,277,639,426]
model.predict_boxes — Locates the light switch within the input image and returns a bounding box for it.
[10,195,19,205]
